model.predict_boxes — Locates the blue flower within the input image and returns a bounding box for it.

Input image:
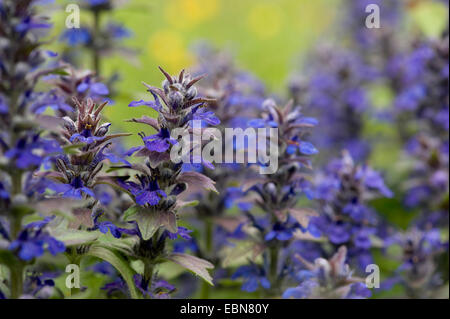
[173,238,198,253]
[30,91,73,115]
[51,176,95,199]
[346,282,372,299]
[299,141,319,155]
[70,128,105,144]
[166,227,193,240]
[89,261,117,276]
[357,166,393,198]
[15,17,51,34]
[232,264,271,292]
[96,144,131,166]
[135,182,166,206]
[128,91,162,111]
[223,187,248,209]
[282,279,318,299]
[77,79,109,96]
[354,228,373,249]
[9,216,65,261]
[181,155,215,172]
[121,177,167,206]
[342,202,367,222]
[60,27,91,46]
[191,107,220,126]
[24,271,59,297]
[128,100,159,110]
[265,220,300,241]
[142,128,177,153]
[133,274,175,299]
[106,23,131,39]
[83,0,109,6]
[5,134,61,169]
[0,181,9,200]
[0,95,8,114]
[247,116,277,128]
[96,221,122,238]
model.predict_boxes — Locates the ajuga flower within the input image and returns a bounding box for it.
[44,67,110,119]
[8,216,65,261]
[308,151,392,269]
[388,32,449,142]
[228,98,318,296]
[283,246,371,299]
[46,98,129,201]
[60,27,91,46]
[5,133,60,170]
[0,0,69,298]
[142,128,178,153]
[289,46,375,161]
[232,263,271,293]
[179,47,266,294]
[105,67,217,298]
[403,135,449,227]
[19,271,61,299]
[382,228,448,298]
[345,0,403,57]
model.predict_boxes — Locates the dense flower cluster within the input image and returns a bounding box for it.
[0,0,67,299]
[0,0,448,300]
[283,246,371,299]
[308,151,393,269]
[290,46,376,161]
[227,98,319,295]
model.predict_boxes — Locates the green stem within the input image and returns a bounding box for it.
[200,218,213,299]
[10,171,23,239]
[268,245,279,295]
[10,263,24,299]
[144,261,154,284]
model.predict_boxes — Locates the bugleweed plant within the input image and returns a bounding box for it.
[307,151,393,270]
[45,66,110,119]
[98,67,219,298]
[289,46,376,162]
[180,46,267,297]
[283,246,371,299]
[0,0,67,298]
[228,98,318,296]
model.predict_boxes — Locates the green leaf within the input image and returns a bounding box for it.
[176,200,199,209]
[176,171,218,194]
[167,253,214,286]
[123,205,141,221]
[87,246,141,299]
[49,69,70,76]
[50,229,99,247]
[131,210,177,240]
[222,239,264,268]
[133,211,159,241]
[63,143,86,154]
[95,233,137,256]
